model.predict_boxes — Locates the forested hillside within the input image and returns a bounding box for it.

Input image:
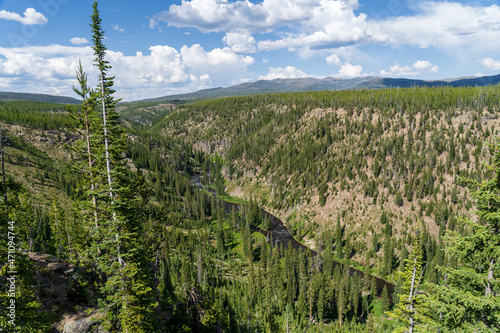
[0,1,498,332]
[1,86,496,332]
[156,86,498,259]
[1,80,499,332]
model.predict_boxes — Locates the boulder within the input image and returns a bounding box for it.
[63,317,96,333]
[62,316,104,333]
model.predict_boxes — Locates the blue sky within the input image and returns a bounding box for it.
[1,0,500,101]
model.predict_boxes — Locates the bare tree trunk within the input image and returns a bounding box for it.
[485,258,494,297]
[82,94,98,228]
[407,256,418,333]
[99,67,113,200]
[99,63,120,265]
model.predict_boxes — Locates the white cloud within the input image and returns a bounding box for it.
[180,44,255,85]
[369,2,500,52]
[0,46,94,79]
[326,53,341,66]
[70,37,89,45]
[412,60,438,73]
[380,60,438,76]
[0,44,255,100]
[258,1,367,52]
[112,24,124,33]
[337,62,362,77]
[480,58,500,70]
[150,0,500,61]
[380,64,412,76]
[259,66,310,80]
[223,30,257,54]
[0,8,48,25]
[150,0,360,34]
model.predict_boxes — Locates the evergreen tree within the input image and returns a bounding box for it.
[337,271,350,327]
[380,211,387,225]
[91,1,117,198]
[76,2,158,331]
[335,219,343,258]
[381,285,390,313]
[49,199,67,261]
[428,138,500,332]
[68,61,99,227]
[388,224,430,332]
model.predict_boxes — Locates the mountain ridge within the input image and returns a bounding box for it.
[136,73,500,103]
[3,73,500,104]
[0,91,81,104]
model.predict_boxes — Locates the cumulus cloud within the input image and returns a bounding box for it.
[180,44,254,85]
[380,60,439,76]
[337,62,363,77]
[150,0,500,59]
[259,66,310,80]
[0,8,48,25]
[70,37,89,45]
[412,60,438,73]
[112,24,124,33]
[0,44,255,100]
[150,0,335,32]
[150,0,366,53]
[369,2,500,52]
[223,30,257,54]
[480,58,500,70]
[258,0,367,52]
[0,45,92,73]
[326,53,341,66]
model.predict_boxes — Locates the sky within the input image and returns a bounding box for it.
[1,0,500,101]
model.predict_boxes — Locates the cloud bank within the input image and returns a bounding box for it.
[0,8,48,25]
[0,44,255,100]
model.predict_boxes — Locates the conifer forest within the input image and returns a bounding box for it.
[0,1,499,332]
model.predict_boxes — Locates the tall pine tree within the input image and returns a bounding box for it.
[67,2,158,331]
[388,224,430,332]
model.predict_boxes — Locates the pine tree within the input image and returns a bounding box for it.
[335,219,343,258]
[49,199,67,261]
[68,61,98,227]
[337,271,350,327]
[382,234,395,276]
[428,138,500,332]
[91,1,117,199]
[381,285,390,313]
[380,211,387,225]
[388,224,430,332]
[76,2,158,331]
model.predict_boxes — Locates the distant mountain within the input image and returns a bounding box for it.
[136,73,500,103]
[0,91,80,104]
[367,74,500,88]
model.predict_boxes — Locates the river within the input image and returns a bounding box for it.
[192,175,395,300]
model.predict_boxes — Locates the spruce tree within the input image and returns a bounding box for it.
[428,138,500,332]
[69,61,98,227]
[387,224,429,332]
[335,219,343,258]
[70,2,158,331]
[91,0,116,199]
